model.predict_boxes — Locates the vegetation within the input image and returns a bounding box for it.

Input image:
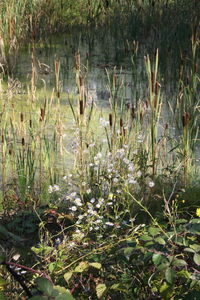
[0,0,199,299]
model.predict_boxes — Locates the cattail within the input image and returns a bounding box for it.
[55,60,60,74]
[120,118,123,128]
[22,137,25,146]
[79,100,84,115]
[2,134,4,143]
[79,76,84,87]
[40,108,45,121]
[20,113,24,122]
[29,119,32,128]
[165,123,168,130]
[57,91,60,98]
[182,112,190,127]
[9,149,12,155]
[109,113,113,127]
[131,106,135,119]
[126,103,130,110]
[140,111,144,123]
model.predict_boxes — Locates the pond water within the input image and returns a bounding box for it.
[16,27,180,105]
[10,26,200,163]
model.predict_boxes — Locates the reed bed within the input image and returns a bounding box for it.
[0,1,199,299]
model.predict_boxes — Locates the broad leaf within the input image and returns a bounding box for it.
[155,237,166,245]
[35,277,53,296]
[148,226,160,236]
[96,283,106,299]
[152,253,164,266]
[74,261,89,273]
[89,262,102,269]
[64,272,73,282]
[172,259,187,267]
[165,268,175,284]
[193,253,200,265]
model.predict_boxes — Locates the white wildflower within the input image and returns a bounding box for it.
[105,222,114,226]
[74,198,82,206]
[71,206,77,211]
[149,181,155,188]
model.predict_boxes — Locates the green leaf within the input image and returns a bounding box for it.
[0,277,6,287]
[124,247,134,260]
[35,277,53,296]
[140,235,152,241]
[154,237,166,245]
[160,283,173,299]
[157,262,169,271]
[64,272,73,282]
[96,283,107,299]
[172,259,187,267]
[189,219,200,223]
[148,226,160,236]
[190,244,200,253]
[165,268,175,284]
[186,223,200,234]
[152,253,164,266]
[110,283,120,290]
[184,247,195,253]
[74,261,89,273]
[89,262,102,269]
[176,219,187,224]
[48,262,55,273]
[193,253,200,265]
[53,286,75,300]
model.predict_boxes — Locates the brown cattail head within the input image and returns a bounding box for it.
[182,112,190,127]
[79,100,84,115]
[9,148,12,155]
[131,106,135,119]
[40,108,45,122]
[79,76,84,87]
[165,123,168,130]
[55,60,60,74]
[29,119,32,128]
[57,91,60,98]
[120,118,123,128]
[20,113,24,122]
[126,102,130,110]
[109,113,113,127]
[22,137,25,146]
